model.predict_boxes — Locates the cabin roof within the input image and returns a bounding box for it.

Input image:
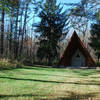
[58,31,96,67]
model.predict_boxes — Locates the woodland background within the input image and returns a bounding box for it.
[0,0,100,67]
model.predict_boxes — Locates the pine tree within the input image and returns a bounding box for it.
[0,0,11,56]
[89,12,100,61]
[35,0,68,65]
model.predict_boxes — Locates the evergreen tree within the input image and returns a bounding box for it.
[35,0,68,65]
[89,12,100,61]
[0,0,10,56]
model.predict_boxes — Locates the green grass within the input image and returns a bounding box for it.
[0,66,100,100]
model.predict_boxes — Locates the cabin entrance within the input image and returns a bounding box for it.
[71,49,86,67]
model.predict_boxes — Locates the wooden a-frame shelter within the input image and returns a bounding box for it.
[58,31,96,67]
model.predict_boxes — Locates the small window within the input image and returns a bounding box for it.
[76,54,80,58]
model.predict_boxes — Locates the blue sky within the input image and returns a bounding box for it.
[36,1,79,19]
[57,0,81,10]
[58,0,80,4]
[27,0,82,37]
[29,0,81,27]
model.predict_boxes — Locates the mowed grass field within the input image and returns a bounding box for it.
[0,66,100,100]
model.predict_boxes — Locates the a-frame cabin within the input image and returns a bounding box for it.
[58,31,96,67]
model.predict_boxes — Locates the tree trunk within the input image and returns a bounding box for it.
[20,2,29,56]
[0,5,5,57]
[9,19,13,53]
[14,5,19,59]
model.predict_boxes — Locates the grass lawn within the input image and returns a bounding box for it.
[0,66,100,100]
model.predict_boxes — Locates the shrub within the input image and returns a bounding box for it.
[96,61,100,67]
[0,59,23,70]
[22,57,34,66]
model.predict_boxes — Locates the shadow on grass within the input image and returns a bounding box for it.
[20,66,61,72]
[0,70,72,78]
[1,66,100,77]
[0,65,54,71]
[0,76,100,86]
[71,69,100,76]
[0,94,45,98]
[90,76,100,79]
[57,91,100,100]
[20,67,100,76]
[0,91,99,100]
[20,72,69,78]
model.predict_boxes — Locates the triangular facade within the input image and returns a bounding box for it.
[58,31,96,67]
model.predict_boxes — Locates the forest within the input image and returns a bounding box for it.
[0,0,100,67]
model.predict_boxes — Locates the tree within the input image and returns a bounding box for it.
[20,0,31,56]
[0,0,15,56]
[35,0,68,65]
[65,0,100,41]
[0,0,9,56]
[0,0,5,56]
[0,0,40,63]
[89,11,100,61]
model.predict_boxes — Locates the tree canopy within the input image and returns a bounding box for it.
[35,0,68,65]
[89,11,100,61]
